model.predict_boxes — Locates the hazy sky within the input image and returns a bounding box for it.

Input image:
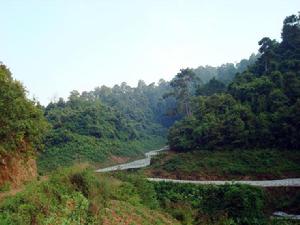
[0,1,299,105]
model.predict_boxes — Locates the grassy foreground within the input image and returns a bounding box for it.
[145,149,300,180]
[0,166,299,225]
[0,166,177,225]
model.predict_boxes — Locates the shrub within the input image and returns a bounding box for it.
[0,182,10,192]
[153,182,266,224]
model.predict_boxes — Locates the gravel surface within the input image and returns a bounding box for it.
[272,211,300,220]
[96,146,300,187]
[95,146,168,172]
[147,178,300,187]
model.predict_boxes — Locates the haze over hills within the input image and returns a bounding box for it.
[1,1,298,105]
[0,5,300,225]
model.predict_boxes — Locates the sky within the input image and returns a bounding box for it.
[0,0,299,105]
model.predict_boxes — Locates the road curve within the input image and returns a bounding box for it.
[96,146,300,187]
[147,178,300,187]
[95,146,169,172]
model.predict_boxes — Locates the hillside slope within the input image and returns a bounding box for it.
[0,63,48,188]
[0,167,179,225]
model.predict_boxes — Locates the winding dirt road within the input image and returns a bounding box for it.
[96,146,300,187]
[147,178,300,187]
[96,146,168,172]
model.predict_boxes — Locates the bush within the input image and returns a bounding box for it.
[0,167,98,224]
[0,182,10,192]
[153,182,266,224]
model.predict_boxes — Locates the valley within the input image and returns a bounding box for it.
[0,9,299,225]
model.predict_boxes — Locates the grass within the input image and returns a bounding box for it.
[0,165,178,225]
[152,181,266,225]
[145,149,300,180]
[113,171,300,225]
[37,135,166,174]
[0,166,299,225]
[264,187,300,215]
[0,183,10,193]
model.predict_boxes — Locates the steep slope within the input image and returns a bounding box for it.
[0,63,48,188]
[0,154,37,189]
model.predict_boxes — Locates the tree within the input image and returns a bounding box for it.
[168,68,201,116]
[258,37,278,73]
[167,14,300,151]
[281,13,300,55]
[196,78,226,96]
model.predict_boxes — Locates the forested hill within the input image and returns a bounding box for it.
[193,53,258,84]
[39,83,175,172]
[39,53,256,172]
[0,15,257,174]
[168,14,300,151]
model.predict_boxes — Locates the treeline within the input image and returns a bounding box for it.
[39,80,178,172]
[0,51,257,172]
[40,51,255,171]
[193,53,258,84]
[168,14,300,151]
[0,18,263,171]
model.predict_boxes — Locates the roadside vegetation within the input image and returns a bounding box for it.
[38,134,165,174]
[1,167,298,225]
[0,12,299,225]
[146,149,300,180]
[0,166,178,225]
[152,180,300,225]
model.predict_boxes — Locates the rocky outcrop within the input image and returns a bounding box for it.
[0,153,37,188]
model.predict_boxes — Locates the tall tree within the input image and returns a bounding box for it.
[168,68,201,116]
[258,37,278,73]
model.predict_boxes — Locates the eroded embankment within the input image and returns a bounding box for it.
[0,153,37,189]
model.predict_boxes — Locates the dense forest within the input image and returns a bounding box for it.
[0,12,299,225]
[0,14,298,169]
[38,80,177,172]
[168,14,300,151]
[39,45,256,172]
[193,53,258,84]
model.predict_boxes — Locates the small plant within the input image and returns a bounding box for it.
[0,182,10,192]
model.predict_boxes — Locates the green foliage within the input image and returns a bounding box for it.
[39,88,168,173]
[0,167,178,225]
[167,68,201,116]
[112,182,142,206]
[114,173,300,225]
[149,149,300,179]
[0,182,10,192]
[38,133,165,173]
[91,79,179,129]
[0,63,49,155]
[168,94,254,150]
[113,172,160,209]
[0,168,97,224]
[168,14,300,151]
[193,54,258,84]
[0,166,297,225]
[153,182,266,224]
[196,77,226,96]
